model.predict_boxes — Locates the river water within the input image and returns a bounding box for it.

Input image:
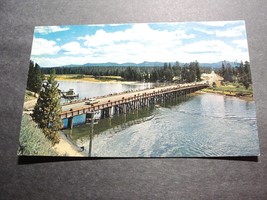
[59,81,260,157]
[58,80,155,102]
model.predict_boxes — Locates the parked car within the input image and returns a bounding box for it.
[85,98,99,105]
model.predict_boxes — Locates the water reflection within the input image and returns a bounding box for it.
[58,81,155,102]
[64,95,193,156]
[61,81,259,157]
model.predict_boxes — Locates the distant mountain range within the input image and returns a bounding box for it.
[53,61,239,68]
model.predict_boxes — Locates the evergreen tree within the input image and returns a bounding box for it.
[223,62,234,82]
[244,61,251,83]
[151,70,160,81]
[188,62,196,82]
[26,60,43,93]
[181,64,190,82]
[195,61,201,81]
[172,61,181,78]
[32,63,43,93]
[241,61,251,89]
[27,60,35,91]
[221,61,226,77]
[163,63,174,81]
[32,69,63,145]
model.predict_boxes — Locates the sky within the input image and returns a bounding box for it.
[30,21,250,67]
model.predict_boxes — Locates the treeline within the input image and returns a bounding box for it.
[41,66,122,77]
[27,60,44,93]
[215,61,252,89]
[41,61,210,83]
[25,61,62,145]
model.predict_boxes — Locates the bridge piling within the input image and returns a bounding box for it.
[60,83,209,128]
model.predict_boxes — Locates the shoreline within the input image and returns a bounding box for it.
[197,89,254,101]
[52,131,87,157]
[56,78,138,85]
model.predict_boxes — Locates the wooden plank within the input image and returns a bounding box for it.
[60,84,208,119]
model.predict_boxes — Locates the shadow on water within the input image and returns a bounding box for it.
[64,94,193,141]
[62,94,193,155]
[18,93,260,164]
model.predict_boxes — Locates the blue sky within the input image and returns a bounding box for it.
[31,21,249,67]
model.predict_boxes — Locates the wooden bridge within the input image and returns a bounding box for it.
[60,83,208,126]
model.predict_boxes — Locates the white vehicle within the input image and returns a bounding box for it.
[85,98,99,105]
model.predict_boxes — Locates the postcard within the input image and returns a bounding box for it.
[18,21,260,157]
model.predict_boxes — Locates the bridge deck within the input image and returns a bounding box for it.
[60,83,208,119]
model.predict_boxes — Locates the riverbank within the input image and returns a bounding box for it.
[199,88,254,101]
[52,131,87,157]
[23,90,37,112]
[54,74,137,84]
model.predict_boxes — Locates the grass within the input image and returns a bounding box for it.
[18,115,58,156]
[94,76,123,82]
[202,82,254,100]
[51,74,124,82]
[24,90,37,102]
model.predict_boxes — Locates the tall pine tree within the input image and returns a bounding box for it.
[27,60,35,91]
[32,63,43,93]
[195,61,201,81]
[27,60,43,93]
[32,69,63,145]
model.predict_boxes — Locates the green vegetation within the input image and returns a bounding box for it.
[18,115,58,156]
[27,60,44,93]
[70,75,85,79]
[32,69,63,145]
[202,61,253,99]
[41,61,202,83]
[94,76,123,82]
[24,90,37,102]
[202,82,253,99]
[181,61,201,82]
[216,61,252,89]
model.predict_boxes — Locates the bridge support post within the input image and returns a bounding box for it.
[108,107,112,118]
[88,112,94,157]
[68,117,73,129]
[123,104,127,114]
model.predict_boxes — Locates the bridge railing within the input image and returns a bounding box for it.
[60,83,208,119]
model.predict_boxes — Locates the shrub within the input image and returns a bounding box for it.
[17,115,58,156]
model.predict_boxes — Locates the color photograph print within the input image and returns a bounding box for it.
[18,21,260,157]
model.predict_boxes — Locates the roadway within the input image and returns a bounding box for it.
[61,82,205,112]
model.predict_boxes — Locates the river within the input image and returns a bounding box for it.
[58,80,155,101]
[59,81,260,157]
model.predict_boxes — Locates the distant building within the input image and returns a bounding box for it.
[201,71,224,86]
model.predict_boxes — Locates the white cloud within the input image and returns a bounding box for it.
[196,25,246,37]
[32,38,250,67]
[74,24,196,64]
[215,25,245,37]
[32,22,249,67]
[61,42,92,55]
[35,26,70,34]
[79,24,194,48]
[194,28,214,35]
[199,21,241,27]
[87,24,105,27]
[30,56,91,67]
[182,40,232,53]
[87,24,124,27]
[176,40,249,63]
[31,38,60,55]
[232,39,248,49]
